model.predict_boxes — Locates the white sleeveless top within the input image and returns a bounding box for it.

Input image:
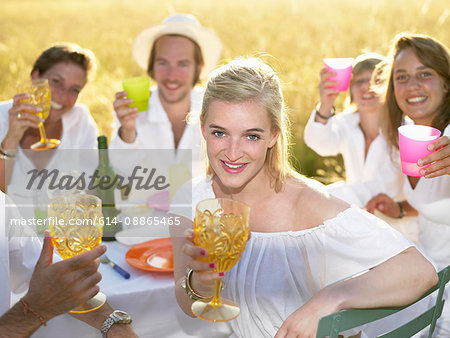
[171,176,415,337]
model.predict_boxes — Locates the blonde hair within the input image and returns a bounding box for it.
[200,58,296,192]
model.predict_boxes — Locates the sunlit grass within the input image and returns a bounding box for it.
[1,0,448,182]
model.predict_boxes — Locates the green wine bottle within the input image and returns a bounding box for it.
[93,135,122,241]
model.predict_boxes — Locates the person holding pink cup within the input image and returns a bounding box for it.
[304,53,408,211]
[365,33,449,337]
[398,125,441,177]
[323,57,353,91]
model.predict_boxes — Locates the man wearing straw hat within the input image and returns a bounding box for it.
[110,13,223,176]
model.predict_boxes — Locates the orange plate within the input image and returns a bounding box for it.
[125,237,174,272]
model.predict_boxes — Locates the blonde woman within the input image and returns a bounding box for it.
[170,58,437,337]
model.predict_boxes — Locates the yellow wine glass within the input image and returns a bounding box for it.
[16,78,60,150]
[48,193,106,313]
[192,198,250,322]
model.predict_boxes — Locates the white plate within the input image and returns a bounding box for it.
[115,229,155,246]
[115,209,171,246]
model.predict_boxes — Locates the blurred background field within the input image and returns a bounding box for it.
[1,0,449,182]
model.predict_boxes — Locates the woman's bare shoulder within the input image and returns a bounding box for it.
[286,176,349,224]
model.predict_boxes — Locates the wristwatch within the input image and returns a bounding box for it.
[397,201,406,219]
[100,310,132,338]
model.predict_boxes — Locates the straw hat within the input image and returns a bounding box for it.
[132,13,223,79]
[353,52,385,67]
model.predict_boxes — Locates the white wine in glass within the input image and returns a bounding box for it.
[16,78,60,150]
[192,198,250,322]
[48,193,106,313]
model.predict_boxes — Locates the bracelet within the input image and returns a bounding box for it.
[20,298,47,327]
[314,107,335,120]
[0,142,18,160]
[397,201,405,219]
[181,268,212,301]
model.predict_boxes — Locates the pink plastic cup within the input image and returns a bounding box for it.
[323,58,354,91]
[398,125,441,177]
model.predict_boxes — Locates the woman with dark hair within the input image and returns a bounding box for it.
[367,32,450,337]
[0,42,99,193]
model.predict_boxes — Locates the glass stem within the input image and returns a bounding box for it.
[38,122,48,144]
[210,279,222,308]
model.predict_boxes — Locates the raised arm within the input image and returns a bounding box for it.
[314,67,340,124]
[111,91,139,144]
[0,95,42,192]
[303,68,344,157]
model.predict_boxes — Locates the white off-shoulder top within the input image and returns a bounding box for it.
[171,176,415,337]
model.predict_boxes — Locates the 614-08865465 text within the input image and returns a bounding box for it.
[113,215,181,228]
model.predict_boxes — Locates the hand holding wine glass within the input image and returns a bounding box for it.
[48,193,106,313]
[23,232,106,321]
[191,198,250,322]
[16,78,60,150]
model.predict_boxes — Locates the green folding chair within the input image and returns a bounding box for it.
[316,265,450,338]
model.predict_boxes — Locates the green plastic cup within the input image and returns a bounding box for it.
[122,76,150,112]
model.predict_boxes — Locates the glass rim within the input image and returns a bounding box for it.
[16,77,49,89]
[195,197,250,213]
[398,124,441,133]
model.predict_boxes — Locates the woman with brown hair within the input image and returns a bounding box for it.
[367,32,450,336]
[0,42,99,193]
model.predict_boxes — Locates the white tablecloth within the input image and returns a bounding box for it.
[31,241,232,338]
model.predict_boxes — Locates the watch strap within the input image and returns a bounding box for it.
[397,201,406,219]
[100,310,132,338]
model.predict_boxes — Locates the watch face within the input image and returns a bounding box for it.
[113,310,131,322]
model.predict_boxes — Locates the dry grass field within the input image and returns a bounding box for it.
[1,0,449,181]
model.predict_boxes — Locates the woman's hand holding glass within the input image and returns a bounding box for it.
[14,78,60,150]
[182,229,223,294]
[6,92,43,150]
[417,135,450,178]
[184,198,250,322]
[317,67,340,114]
